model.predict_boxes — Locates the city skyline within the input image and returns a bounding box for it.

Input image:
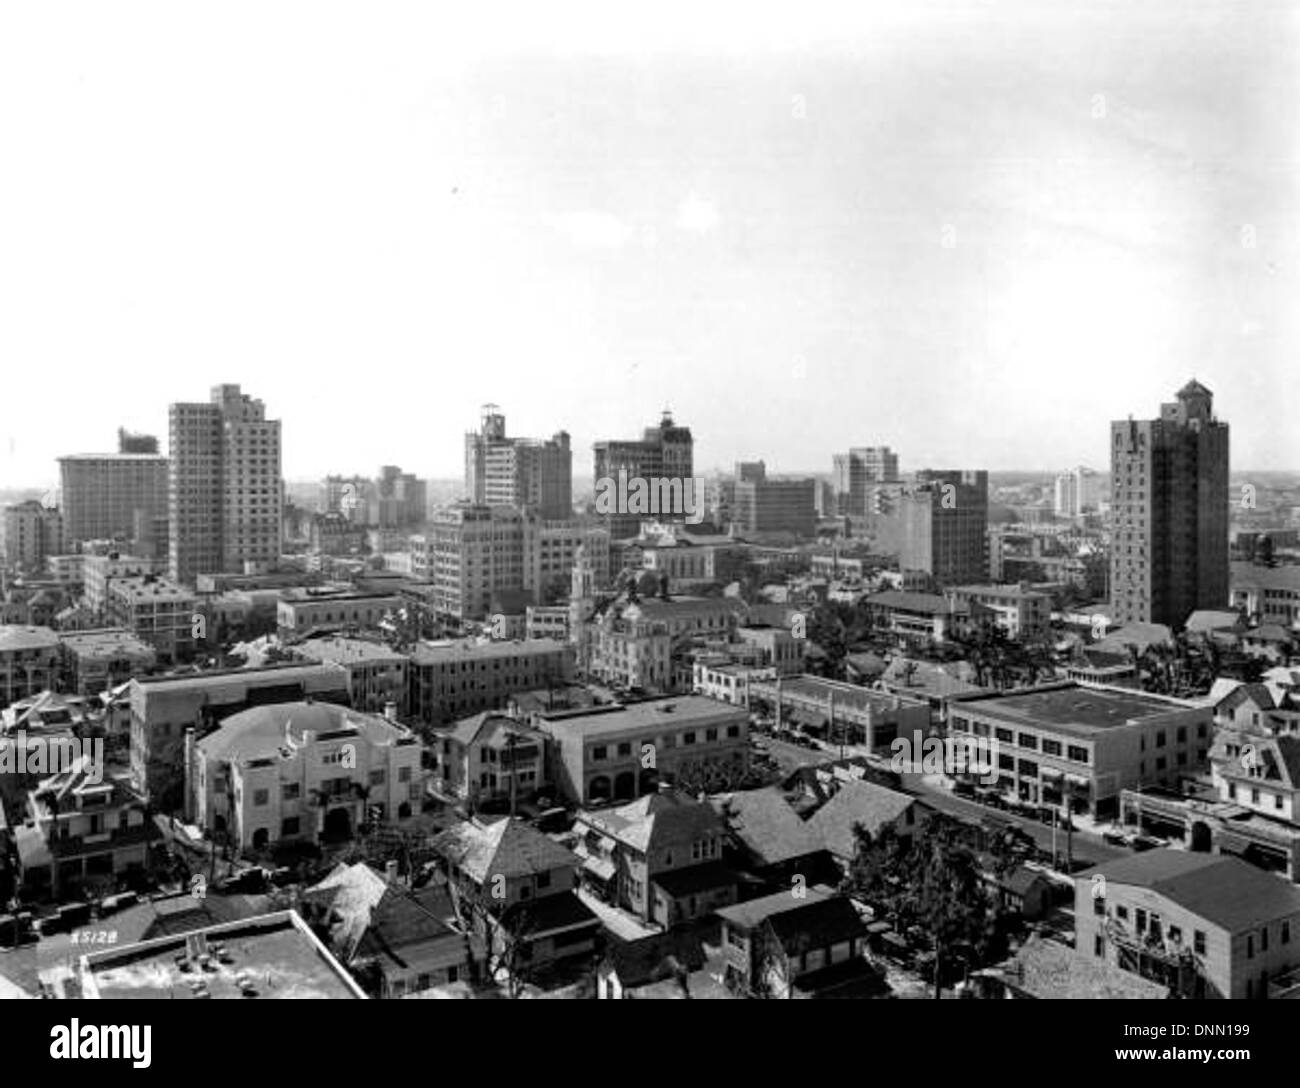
[2,0,1298,486]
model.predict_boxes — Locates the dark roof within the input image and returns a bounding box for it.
[1178,378,1212,398]
[604,930,707,988]
[791,956,889,999]
[720,788,825,866]
[768,896,865,952]
[1078,850,1300,932]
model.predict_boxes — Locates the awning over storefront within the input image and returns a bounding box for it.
[1040,768,1064,781]
[1065,775,1090,790]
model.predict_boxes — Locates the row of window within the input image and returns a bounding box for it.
[590,725,741,761]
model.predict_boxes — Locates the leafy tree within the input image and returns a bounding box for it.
[844,814,1012,998]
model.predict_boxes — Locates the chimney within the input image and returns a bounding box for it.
[385,860,399,884]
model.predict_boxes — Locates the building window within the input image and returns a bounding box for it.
[537,871,551,890]
[592,745,607,761]
[1018,733,1038,750]
[1093,895,1105,916]
[1247,935,1254,959]
[684,732,697,746]
[1136,909,1146,934]
[1262,927,1269,952]
[995,728,1013,744]
[726,725,740,738]
[1283,922,1291,945]
[282,783,300,801]
[398,766,411,783]
[1194,930,1206,955]
[616,742,632,757]
[1067,745,1088,763]
[281,817,300,836]
[1094,934,1104,957]
[253,789,269,806]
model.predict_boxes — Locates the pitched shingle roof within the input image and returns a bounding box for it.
[1077,850,1300,932]
[807,779,920,860]
[718,787,824,866]
[433,817,577,884]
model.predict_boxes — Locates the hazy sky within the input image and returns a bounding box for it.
[2,0,1297,489]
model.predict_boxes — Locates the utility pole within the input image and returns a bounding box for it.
[506,730,519,820]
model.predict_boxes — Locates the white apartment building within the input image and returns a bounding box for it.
[187,701,424,850]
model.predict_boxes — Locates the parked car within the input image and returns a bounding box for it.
[1102,828,1130,847]
[1131,834,1164,852]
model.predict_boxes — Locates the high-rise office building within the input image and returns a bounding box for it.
[464,406,573,520]
[59,452,169,548]
[592,410,694,539]
[168,384,282,586]
[832,446,900,517]
[873,469,989,588]
[731,462,817,537]
[1110,380,1229,628]
[411,503,609,623]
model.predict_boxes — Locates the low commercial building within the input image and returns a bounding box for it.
[276,588,404,637]
[693,661,776,707]
[83,554,164,616]
[408,638,573,727]
[0,625,60,708]
[75,910,366,999]
[948,682,1213,820]
[1231,562,1300,629]
[105,575,198,662]
[747,674,931,752]
[57,628,157,695]
[864,590,992,645]
[948,584,1052,640]
[295,637,409,717]
[187,701,424,850]
[536,695,749,806]
[1077,849,1300,999]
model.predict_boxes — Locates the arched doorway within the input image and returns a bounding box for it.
[638,768,660,795]
[614,772,636,800]
[252,827,269,850]
[323,807,352,842]
[588,776,612,803]
[1190,821,1212,853]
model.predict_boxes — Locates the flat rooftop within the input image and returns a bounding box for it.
[296,636,408,663]
[133,661,348,692]
[539,695,746,738]
[411,638,569,664]
[753,673,929,711]
[955,683,1197,736]
[81,911,364,1000]
[0,625,59,652]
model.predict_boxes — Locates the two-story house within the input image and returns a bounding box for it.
[302,861,480,998]
[573,788,738,926]
[715,885,876,998]
[15,756,152,899]
[431,816,601,973]
[433,712,550,808]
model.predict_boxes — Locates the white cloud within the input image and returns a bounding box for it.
[676,192,720,234]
